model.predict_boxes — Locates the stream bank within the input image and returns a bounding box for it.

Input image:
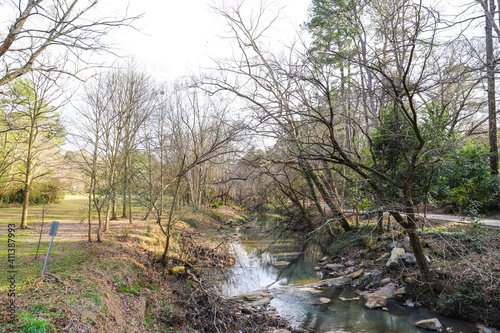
[205,216,497,333]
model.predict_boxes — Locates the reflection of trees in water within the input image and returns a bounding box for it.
[205,226,323,295]
[245,227,323,288]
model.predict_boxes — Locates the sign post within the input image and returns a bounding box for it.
[41,221,59,276]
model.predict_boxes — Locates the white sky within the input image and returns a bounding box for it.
[99,0,312,81]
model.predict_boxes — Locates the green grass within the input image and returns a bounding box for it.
[17,311,55,333]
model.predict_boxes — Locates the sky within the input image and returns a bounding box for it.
[98,0,312,81]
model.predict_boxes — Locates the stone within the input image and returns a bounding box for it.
[380,278,391,285]
[345,260,356,267]
[244,295,259,301]
[339,296,360,301]
[352,269,364,279]
[325,263,344,271]
[319,297,331,304]
[365,296,387,309]
[169,266,185,274]
[322,276,352,287]
[405,299,415,308]
[363,283,396,300]
[328,271,341,277]
[395,287,406,296]
[405,277,415,284]
[249,297,272,307]
[272,261,290,267]
[415,318,443,330]
[386,248,405,267]
[314,266,321,271]
[359,249,369,256]
[320,256,329,262]
[398,253,417,265]
[343,267,356,275]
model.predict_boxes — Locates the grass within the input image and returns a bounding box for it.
[17,311,55,333]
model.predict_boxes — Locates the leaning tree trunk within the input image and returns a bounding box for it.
[391,189,434,282]
[304,160,352,232]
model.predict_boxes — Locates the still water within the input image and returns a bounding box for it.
[205,225,481,333]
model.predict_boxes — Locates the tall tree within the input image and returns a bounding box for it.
[7,73,66,229]
[0,0,138,88]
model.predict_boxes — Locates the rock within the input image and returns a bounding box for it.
[320,256,329,262]
[314,266,321,271]
[363,283,396,299]
[321,276,352,287]
[248,297,272,307]
[319,297,331,304]
[380,278,391,285]
[405,277,415,284]
[398,253,417,265]
[345,260,356,267]
[169,266,185,274]
[244,295,259,301]
[382,307,388,311]
[405,299,415,308]
[365,296,387,309]
[352,269,364,279]
[415,318,443,330]
[343,267,356,275]
[272,261,290,267]
[395,287,406,296]
[232,290,274,304]
[271,330,291,333]
[325,263,344,271]
[478,326,493,333]
[297,287,321,294]
[387,241,397,249]
[328,271,341,277]
[339,296,360,301]
[359,249,369,257]
[386,248,405,267]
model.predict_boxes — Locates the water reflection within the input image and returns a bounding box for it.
[205,226,480,333]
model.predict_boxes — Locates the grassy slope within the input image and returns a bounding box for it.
[0,196,265,333]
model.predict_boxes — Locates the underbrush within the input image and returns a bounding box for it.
[0,205,288,332]
[310,218,500,326]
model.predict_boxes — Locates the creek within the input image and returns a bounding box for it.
[204,223,481,333]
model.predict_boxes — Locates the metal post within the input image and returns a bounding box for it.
[41,221,59,276]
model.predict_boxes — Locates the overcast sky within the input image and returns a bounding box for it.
[99,0,312,81]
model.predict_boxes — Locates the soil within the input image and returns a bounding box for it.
[0,202,298,333]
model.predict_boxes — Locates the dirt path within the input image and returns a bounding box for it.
[422,213,500,227]
[320,203,500,228]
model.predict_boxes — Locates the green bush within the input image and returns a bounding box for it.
[433,143,498,211]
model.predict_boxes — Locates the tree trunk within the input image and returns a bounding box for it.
[486,0,498,174]
[104,203,111,232]
[20,180,31,229]
[391,188,434,282]
[304,160,352,232]
[87,186,93,243]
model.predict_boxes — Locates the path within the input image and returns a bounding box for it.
[320,203,500,227]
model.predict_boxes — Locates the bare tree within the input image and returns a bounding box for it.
[0,0,138,88]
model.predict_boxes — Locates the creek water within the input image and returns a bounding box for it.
[204,224,481,333]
